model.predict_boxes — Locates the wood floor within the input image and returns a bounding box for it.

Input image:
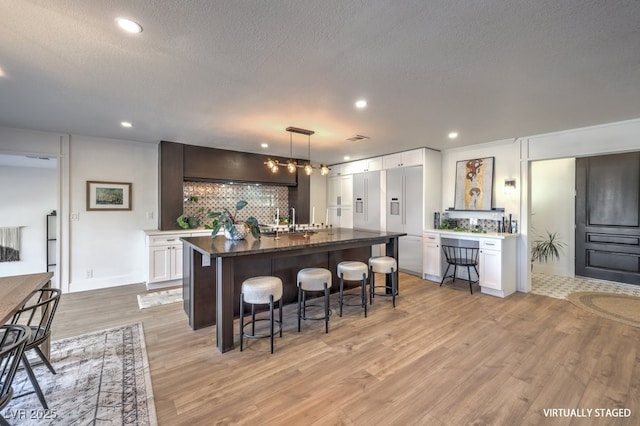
[52,274,640,425]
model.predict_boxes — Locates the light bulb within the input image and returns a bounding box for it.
[320,165,330,176]
[304,164,313,175]
[266,159,276,169]
[287,161,297,173]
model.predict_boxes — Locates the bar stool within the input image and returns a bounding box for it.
[368,256,398,307]
[337,261,368,318]
[240,276,283,353]
[297,268,332,333]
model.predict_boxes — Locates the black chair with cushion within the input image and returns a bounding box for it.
[9,288,61,409]
[0,324,31,426]
[440,245,479,294]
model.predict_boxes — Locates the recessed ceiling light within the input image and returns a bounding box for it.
[121,121,133,128]
[0,66,6,78]
[448,131,459,139]
[344,156,351,161]
[116,17,143,34]
[355,100,367,109]
[261,143,268,148]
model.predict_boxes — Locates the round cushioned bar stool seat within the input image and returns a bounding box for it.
[369,256,398,308]
[241,276,283,304]
[297,268,332,291]
[369,256,397,274]
[240,276,283,353]
[337,261,368,281]
[297,268,332,333]
[337,261,369,318]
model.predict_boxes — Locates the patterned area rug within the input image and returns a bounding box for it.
[567,292,640,328]
[1,323,156,425]
[137,288,182,309]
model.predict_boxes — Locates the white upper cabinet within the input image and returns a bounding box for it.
[383,148,424,169]
[330,157,382,176]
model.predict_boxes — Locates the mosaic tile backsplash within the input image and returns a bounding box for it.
[183,181,289,226]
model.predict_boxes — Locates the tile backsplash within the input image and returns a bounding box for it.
[183,181,288,226]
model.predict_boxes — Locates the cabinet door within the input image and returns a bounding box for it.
[404,166,423,235]
[149,245,172,283]
[340,175,353,206]
[328,176,342,206]
[399,235,423,275]
[423,234,441,278]
[479,249,502,290]
[366,157,383,172]
[340,206,353,229]
[386,168,404,232]
[171,245,184,280]
[383,153,403,169]
[327,206,340,227]
[353,173,366,228]
[401,148,424,167]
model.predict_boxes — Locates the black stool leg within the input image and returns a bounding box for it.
[269,294,274,354]
[251,303,256,335]
[324,282,329,333]
[279,297,283,337]
[369,267,375,304]
[339,274,344,317]
[297,286,302,332]
[391,267,397,308]
[362,273,367,318]
[240,293,245,351]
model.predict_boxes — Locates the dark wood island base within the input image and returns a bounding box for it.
[181,228,405,353]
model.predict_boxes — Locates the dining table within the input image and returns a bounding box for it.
[0,272,54,359]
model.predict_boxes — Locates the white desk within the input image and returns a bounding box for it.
[423,230,518,298]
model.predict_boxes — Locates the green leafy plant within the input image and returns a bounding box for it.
[209,200,261,239]
[177,207,211,229]
[531,231,565,270]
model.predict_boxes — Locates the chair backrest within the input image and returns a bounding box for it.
[441,245,479,265]
[0,324,30,410]
[10,288,61,347]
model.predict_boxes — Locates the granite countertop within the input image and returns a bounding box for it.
[181,228,406,257]
[144,229,213,236]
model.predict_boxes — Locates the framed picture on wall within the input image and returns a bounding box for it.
[86,181,132,211]
[454,157,494,210]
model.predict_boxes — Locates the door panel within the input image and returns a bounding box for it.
[576,152,640,285]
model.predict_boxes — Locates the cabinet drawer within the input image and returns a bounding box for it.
[149,235,182,246]
[480,239,502,250]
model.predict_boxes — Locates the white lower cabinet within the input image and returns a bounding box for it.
[149,243,183,283]
[478,238,516,298]
[422,232,441,281]
[145,230,210,287]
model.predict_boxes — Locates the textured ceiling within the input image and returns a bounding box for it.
[1,0,639,165]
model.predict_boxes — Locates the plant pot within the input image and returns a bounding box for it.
[224,224,248,240]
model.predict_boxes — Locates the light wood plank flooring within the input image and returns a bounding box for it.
[52,274,640,425]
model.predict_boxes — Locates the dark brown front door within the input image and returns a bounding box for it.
[575,152,640,285]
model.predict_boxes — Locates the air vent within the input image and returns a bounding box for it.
[345,135,370,142]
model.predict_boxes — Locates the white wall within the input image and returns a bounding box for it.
[1,125,158,293]
[68,135,157,292]
[0,164,57,280]
[530,158,575,277]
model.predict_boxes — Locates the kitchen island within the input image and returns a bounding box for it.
[181,228,405,353]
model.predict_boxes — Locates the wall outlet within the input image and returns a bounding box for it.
[146,211,154,219]
[70,212,80,221]
[86,269,93,278]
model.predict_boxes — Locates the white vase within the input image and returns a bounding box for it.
[224,224,248,240]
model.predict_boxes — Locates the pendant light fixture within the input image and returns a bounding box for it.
[264,127,330,176]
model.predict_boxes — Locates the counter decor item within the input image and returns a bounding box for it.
[209,200,260,240]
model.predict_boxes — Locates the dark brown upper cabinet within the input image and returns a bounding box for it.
[183,145,298,186]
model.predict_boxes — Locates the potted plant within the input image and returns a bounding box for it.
[209,200,261,240]
[531,231,565,270]
[177,207,209,229]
